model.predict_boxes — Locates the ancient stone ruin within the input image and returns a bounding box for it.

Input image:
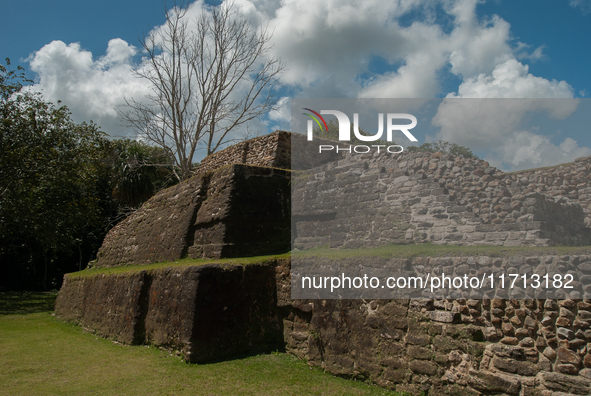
[56,131,591,395]
[292,150,591,249]
[96,164,291,265]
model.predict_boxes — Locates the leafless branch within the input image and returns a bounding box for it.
[118,1,283,181]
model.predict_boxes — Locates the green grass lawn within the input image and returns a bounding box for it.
[74,253,291,278]
[0,293,398,396]
[65,243,591,280]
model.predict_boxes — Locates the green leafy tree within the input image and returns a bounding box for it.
[0,59,107,289]
[106,139,176,209]
[1,59,182,290]
[407,140,477,158]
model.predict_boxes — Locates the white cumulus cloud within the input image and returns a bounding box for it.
[28,39,149,137]
[449,59,574,99]
[432,59,586,170]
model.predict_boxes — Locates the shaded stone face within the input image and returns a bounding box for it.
[55,259,285,363]
[53,271,148,344]
[94,164,291,268]
[189,165,291,260]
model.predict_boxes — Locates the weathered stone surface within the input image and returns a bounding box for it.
[197,131,290,174]
[198,131,340,174]
[543,347,557,360]
[409,360,439,376]
[555,363,579,375]
[406,332,431,346]
[57,259,286,363]
[189,165,291,260]
[95,164,290,267]
[429,310,459,323]
[579,368,591,379]
[95,176,206,267]
[55,271,147,344]
[58,252,591,394]
[557,347,581,365]
[143,266,199,352]
[557,327,575,340]
[186,263,283,362]
[407,346,432,360]
[465,370,521,395]
[556,316,572,327]
[57,132,591,393]
[293,149,591,252]
[492,356,541,376]
[501,336,519,345]
[537,372,591,394]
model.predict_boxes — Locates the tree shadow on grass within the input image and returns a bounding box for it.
[0,292,57,315]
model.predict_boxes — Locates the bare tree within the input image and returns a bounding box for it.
[119,1,283,181]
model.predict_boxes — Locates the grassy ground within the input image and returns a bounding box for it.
[68,243,591,279]
[76,254,291,278]
[0,293,399,396]
[0,291,58,315]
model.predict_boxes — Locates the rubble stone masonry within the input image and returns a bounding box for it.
[293,150,591,249]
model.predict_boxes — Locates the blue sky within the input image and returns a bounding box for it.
[2,0,591,170]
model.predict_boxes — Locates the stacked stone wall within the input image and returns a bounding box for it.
[68,132,591,395]
[95,164,290,268]
[55,271,147,344]
[97,176,207,266]
[196,131,291,174]
[293,151,591,249]
[55,260,285,363]
[197,131,343,174]
[57,256,591,395]
[278,257,591,395]
[195,132,591,230]
[508,156,591,226]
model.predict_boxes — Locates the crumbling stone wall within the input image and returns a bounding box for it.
[97,176,207,266]
[95,164,290,268]
[278,257,591,395]
[196,131,292,174]
[508,156,591,226]
[63,132,591,395]
[55,259,285,363]
[197,130,342,174]
[293,151,591,249]
[55,271,147,344]
[98,132,591,265]
[57,254,591,394]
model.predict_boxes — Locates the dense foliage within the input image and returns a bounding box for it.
[106,139,176,215]
[0,60,175,290]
